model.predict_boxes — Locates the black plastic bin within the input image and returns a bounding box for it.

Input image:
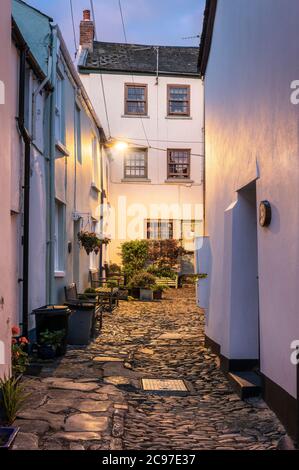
[65,302,95,345]
[32,305,72,356]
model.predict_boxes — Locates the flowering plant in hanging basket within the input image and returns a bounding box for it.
[77,231,111,255]
[77,231,100,255]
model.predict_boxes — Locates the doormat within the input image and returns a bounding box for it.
[141,378,188,392]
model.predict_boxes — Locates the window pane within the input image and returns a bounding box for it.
[168,150,190,178]
[169,101,188,114]
[124,149,147,178]
[146,220,174,240]
[127,87,145,100]
[169,87,188,100]
[127,101,145,114]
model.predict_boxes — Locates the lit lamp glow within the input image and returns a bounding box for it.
[114,141,128,151]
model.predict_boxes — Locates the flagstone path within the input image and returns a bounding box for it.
[13,287,286,450]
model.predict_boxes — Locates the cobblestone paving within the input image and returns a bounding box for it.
[14,287,286,450]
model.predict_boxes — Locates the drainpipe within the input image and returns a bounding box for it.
[99,142,104,277]
[18,46,31,337]
[47,27,58,304]
[32,55,52,141]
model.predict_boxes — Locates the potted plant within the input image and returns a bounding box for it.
[152,284,168,300]
[37,329,66,359]
[11,326,29,377]
[77,231,110,255]
[0,376,30,449]
[129,272,156,301]
[83,287,97,299]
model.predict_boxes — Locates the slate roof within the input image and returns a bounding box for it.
[79,41,200,77]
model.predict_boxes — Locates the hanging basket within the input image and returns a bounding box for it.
[77,231,111,255]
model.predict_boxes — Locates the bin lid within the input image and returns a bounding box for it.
[65,302,95,311]
[32,305,72,316]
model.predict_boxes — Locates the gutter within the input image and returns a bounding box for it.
[47,26,58,304]
[198,0,218,78]
[18,45,31,337]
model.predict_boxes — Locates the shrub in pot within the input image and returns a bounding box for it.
[84,287,97,299]
[0,376,31,449]
[120,240,149,283]
[129,272,156,301]
[11,326,29,377]
[38,329,66,359]
[152,284,168,300]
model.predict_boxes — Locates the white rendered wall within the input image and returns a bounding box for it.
[0,0,13,376]
[80,71,204,263]
[205,0,299,398]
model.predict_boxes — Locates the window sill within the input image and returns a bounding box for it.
[121,178,151,183]
[165,116,192,120]
[54,271,65,278]
[55,141,70,157]
[121,114,150,119]
[165,179,194,184]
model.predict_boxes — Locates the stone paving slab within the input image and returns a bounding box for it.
[13,287,288,450]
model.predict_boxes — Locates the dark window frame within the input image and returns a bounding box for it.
[167,84,191,116]
[124,147,148,179]
[124,83,148,116]
[167,148,191,179]
[146,219,174,240]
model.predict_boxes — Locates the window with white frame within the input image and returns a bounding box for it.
[55,72,64,143]
[92,135,100,188]
[54,200,65,273]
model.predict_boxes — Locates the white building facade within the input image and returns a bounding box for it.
[78,11,204,266]
[198,0,299,442]
[0,0,13,377]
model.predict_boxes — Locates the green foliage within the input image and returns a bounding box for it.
[108,263,122,274]
[78,231,111,255]
[152,284,169,292]
[107,279,119,288]
[120,240,149,281]
[128,271,156,290]
[39,329,65,348]
[0,376,30,425]
[147,264,177,280]
[11,338,29,377]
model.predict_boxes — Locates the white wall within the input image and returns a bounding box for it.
[80,71,204,263]
[0,0,13,377]
[205,0,299,398]
[54,72,106,301]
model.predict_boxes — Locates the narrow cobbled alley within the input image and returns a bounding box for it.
[13,288,286,450]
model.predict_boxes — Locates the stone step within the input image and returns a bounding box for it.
[228,371,262,400]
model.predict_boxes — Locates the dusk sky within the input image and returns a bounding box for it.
[26,0,205,59]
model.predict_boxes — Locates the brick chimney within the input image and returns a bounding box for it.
[80,10,94,52]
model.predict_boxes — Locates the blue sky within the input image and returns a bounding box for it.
[26,0,205,58]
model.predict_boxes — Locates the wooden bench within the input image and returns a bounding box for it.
[64,283,103,331]
[155,276,179,289]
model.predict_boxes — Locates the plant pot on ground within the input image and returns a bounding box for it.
[0,427,19,450]
[128,272,156,302]
[0,376,30,427]
[37,329,66,359]
[152,285,168,300]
